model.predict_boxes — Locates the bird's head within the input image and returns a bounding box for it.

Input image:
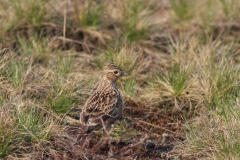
[103,61,128,83]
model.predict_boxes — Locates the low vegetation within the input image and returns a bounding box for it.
[1,0,240,159]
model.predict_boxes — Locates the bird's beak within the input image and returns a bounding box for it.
[123,71,129,76]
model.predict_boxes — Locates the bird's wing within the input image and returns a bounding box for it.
[80,89,121,127]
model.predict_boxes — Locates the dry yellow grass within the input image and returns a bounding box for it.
[0,0,240,159]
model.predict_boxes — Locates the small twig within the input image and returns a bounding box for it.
[124,115,175,135]
[57,36,96,53]
[58,36,85,45]
[120,134,148,156]
[137,119,175,133]
[125,106,174,120]
[125,106,152,111]
[124,115,161,137]
[63,0,68,48]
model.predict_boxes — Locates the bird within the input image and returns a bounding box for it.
[80,61,128,133]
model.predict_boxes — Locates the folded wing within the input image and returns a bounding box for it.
[80,89,122,128]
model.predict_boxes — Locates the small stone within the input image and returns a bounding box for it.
[146,142,155,149]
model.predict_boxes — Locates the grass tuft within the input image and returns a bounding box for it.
[17,107,54,142]
[120,0,155,41]
[69,0,105,27]
[111,119,136,142]
[171,0,195,22]
[175,97,240,159]
[0,110,16,158]
[18,35,54,64]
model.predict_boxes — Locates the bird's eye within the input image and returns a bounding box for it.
[113,71,118,74]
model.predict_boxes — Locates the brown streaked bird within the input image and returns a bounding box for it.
[80,61,127,133]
